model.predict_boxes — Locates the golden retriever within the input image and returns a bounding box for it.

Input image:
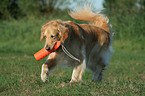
[40,6,114,83]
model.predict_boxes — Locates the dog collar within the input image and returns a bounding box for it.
[49,41,80,62]
[61,43,80,62]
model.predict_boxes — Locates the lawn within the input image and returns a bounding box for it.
[0,18,144,95]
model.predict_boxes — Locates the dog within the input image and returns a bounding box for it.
[40,5,114,83]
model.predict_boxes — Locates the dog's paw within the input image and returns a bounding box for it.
[41,65,49,82]
[41,72,48,82]
[69,79,83,83]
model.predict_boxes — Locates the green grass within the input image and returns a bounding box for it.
[0,44,144,95]
[0,16,145,95]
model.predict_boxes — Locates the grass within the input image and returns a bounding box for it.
[0,44,144,95]
[0,15,145,95]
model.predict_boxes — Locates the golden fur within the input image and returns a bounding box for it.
[40,6,114,82]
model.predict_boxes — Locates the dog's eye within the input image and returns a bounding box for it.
[44,36,46,39]
[51,35,55,38]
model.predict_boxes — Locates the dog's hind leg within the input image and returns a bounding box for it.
[92,65,105,82]
[41,52,57,82]
[88,56,106,82]
[87,44,106,82]
[92,47,113,82]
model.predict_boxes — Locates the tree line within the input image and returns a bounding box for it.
[0,0,74,20]
[0,0,144,20]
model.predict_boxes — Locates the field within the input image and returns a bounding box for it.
[0,15,145,95]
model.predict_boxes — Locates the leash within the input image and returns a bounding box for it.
[60,43,80,62]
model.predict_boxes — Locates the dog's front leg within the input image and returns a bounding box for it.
[41,52,57,82]
[70,61,85,83]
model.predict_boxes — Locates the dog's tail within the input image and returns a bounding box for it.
[69,4,111,33]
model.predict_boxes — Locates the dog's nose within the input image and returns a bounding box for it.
[45,45,51,51]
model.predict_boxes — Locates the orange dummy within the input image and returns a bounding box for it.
[34,41,61,61]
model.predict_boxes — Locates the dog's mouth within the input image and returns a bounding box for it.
[45,42,55,51]
[45,41,61,51]
[45,46,51,51]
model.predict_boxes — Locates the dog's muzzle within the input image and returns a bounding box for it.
[45,45,51,51]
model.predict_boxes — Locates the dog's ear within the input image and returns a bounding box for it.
[40,23,48,41]
[58,24,69,43]
[40,31,44,41]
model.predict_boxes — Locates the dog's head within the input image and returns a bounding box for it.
[40,20,69,50]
